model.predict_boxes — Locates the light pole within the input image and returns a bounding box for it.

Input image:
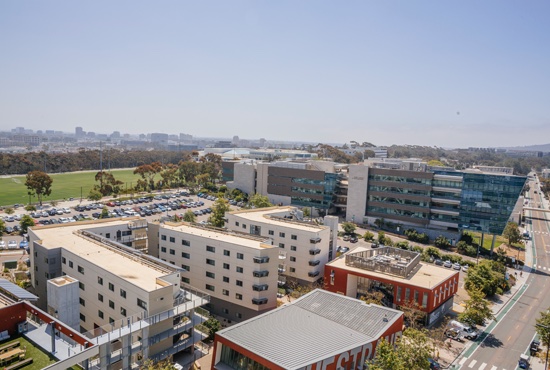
[536,323,550,370]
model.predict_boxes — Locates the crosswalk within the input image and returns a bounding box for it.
[532,230,549,235]
[459,357,509,370]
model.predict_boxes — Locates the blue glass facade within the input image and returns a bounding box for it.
[458,173,526,234]
[290,173,338,209]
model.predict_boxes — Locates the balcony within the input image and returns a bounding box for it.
[308,260,320,266]
[253,256,270,264]
[308,271,320,278]
[252,297,269,305]
[278,252,287,260]
[252,284,269,291]
[309,248,321,255]
[253,270,269,278]
[310,237,322,244]
[278,264,286,273]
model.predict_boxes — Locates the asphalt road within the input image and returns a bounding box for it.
[457,180,550,369]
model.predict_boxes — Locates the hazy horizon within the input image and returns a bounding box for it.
[1,1,549,148]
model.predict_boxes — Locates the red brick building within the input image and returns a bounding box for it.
[325,246,459,326]
[211,289,404,370]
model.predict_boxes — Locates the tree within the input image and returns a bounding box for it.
[378,231,386,244]
[503,222,521,246]
[20,215,34,233]
[434,235,451,249]
[139,358,177,370]
[400,300,425,330]
[208,198,231,228]
[25,205,36,212]
[101,207,109,219]
[203,316,221,340]
[25,171,53,206]
[302,207,311,218]
[360,290,385,305]
[134,162,162,191]
[95,171,123,196]
[458,286,494,327]
[0,219,5,237]
[465,260,507,297]
[4,208,14,215]
[88,189,103,201]
[248,194,273,208]
[535,309,550,358]
[342,222,356,235]
[363,231,375,241]
[369,328,432,370]
[183,210,196,223]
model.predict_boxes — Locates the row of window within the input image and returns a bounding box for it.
[160,246,245,260]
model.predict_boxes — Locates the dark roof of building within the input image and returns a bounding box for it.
[216,289,402,369]
[0,278,38,301]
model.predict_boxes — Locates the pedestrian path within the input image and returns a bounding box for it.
[458,357,511,370]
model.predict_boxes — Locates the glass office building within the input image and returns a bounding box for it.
[458,173,526,235]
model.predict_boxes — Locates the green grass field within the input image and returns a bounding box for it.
[0,169,142,206]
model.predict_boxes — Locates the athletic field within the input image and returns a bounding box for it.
[0,169,142,206]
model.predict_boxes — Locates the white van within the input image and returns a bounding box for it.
[447,320,478,340]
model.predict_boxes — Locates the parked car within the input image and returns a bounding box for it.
[428,358,441,370]
[0,241,5,249]
[445,327,463,341]
[443,260,453,268]
[434,259,443,266]
[452,262,461,270]
[350,236,358,243]
[19,240,29,249]
[462,265,470,272]
[447,320,478,340]
[371,243,380,249]
[7,240,17,249]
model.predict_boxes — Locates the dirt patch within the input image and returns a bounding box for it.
[495,243,525,263]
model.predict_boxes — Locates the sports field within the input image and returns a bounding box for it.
[0,169,141,206]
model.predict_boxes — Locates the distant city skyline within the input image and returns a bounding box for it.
[1,1,549,148]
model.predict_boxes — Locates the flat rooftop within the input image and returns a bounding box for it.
[160,221,276,250]
[328,246,458,289]
[217,289,402,369]
[228,207,326,232]
[31,219,173,292]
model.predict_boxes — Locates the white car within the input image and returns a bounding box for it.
[452,262,461,270]
[443,260,453,268]
[7,240,17,249]
[0,241,5,249]
[462,265,470,272]
[63,208,71,214]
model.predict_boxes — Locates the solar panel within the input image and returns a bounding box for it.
[0,279,38,301]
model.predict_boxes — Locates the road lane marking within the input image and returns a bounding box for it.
[478,363,486,370]
[490,366,497,370]
[459,357,468,365]
[468,359,477,368]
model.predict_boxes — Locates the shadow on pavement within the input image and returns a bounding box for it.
[479,333,503,349]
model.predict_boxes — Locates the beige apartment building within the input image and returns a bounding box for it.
[148,221,279,322]
[29,218,209,369]
[225,207,336,287]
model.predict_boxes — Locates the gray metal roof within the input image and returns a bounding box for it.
[217,289,402,369]
[0,279,38,301]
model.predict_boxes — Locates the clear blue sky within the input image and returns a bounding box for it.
[1,1,549,148]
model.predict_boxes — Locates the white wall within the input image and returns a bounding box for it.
[346,165,369,223]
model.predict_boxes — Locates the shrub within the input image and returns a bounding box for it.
[434,236,451,249]
[424,247,441,259]
[363,231,375,241]
[404,229,429,244]
[395,241,410,250]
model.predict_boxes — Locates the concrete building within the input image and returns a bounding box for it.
[346,160,527,240]
[325,246,459,326]
[472,165,514,175]
[211,289,404,370]
[147,221,280,322]
[341,144,388,159]
[29,219,210,368]
[225,207,338,286]
[542,169,550,179]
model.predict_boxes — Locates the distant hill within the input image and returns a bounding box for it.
[500,143,550,152]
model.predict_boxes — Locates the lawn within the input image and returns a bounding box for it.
[0,335,57,370]
[468,231,525,253]
[0,169,142,207]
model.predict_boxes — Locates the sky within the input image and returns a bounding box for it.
[1,1,549,148]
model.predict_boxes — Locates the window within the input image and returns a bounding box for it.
[181,264,190,272]
[120,307,127,316]
[182,239,190,246]
[224,250,230,257]
[236,312,242,319]
[109,300,115,309]
[161,247,167,253]
[98,276,103,285]
[161,235,167,241]
[182,252,190,259]
[223,308,229,314]
[268,230,274,235]
[69,261,73,268]
[235,221,240,227]
[62,257,66,264]
[45,272,50,279]
[291,235,297,240]
[98,310,104,319]
[223,263,230,270]
[120,289,126,298]
[291,246,297,251]
[290,267,296,273]
[290,256,296,262]
[422,292,428,308]
[279,243,285,249]
[237,253,244,260]
[169,237,175,243]
[80,313,86,322]
[396,287,402,302]
[105,233,111,238]
[242,224,246,229]
[206,245,216,253]
[182,277,190,284]
[206,284,215,292]
[109,317,115,324]
[98,293,103,302]
[279,232,285,238]
[235,293,243,300]
[236,280,243,287]
[206,258,215,266]
[222,289,229,296]
[206,271,215,279]
[236,266,243,273]
[169,249,175,255]
[414,290,419,303]
[79,282,85,291]
[405,288,410,301]
[79,298,85,306]
[109,283,114,292]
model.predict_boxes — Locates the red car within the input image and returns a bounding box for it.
[106,202,116,207]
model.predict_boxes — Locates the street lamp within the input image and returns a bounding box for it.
[536,323,550,370]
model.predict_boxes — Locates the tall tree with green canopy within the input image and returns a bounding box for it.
[369,328,432,370]
[20,215,35,233]
[182,210,196,223]
[248,194,273,208]
[459,286,494,326]
[25,170,53,206]
[502,221,522,246]
[208,198,231,228]
[342,222,356,235]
